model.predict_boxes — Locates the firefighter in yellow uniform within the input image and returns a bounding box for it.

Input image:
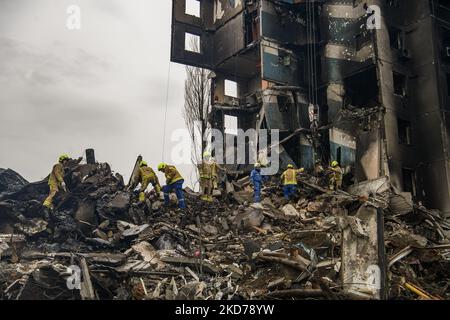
[210,156,225,190]
[137,161,161,202]
[43,154,70,210]
[329,161,343,191]
[198,151,214,202]
[158,163,186,209]
[211,159,219,189]
[280,164,305,200]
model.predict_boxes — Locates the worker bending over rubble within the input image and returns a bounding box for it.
[158,163,186,209]
[137,161,161,202]
[281,164,305,200]
[328,161,343,191]
[250,163,264,203]
[43,154,69,210]
[197,151,215,202]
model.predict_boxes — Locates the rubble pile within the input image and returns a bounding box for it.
[0,161,449,300]
[0,168,28,194]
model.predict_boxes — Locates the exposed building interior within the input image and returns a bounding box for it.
[171,0,450,216]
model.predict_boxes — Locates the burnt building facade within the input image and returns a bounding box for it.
[171,0,450,216]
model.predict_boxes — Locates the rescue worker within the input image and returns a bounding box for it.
[197,151,214,202]
[158,163,186,209]
[250,163,263,203]
[280,164,305,200]
[43,154,69,210]
[328,160,343,191]
[210,156,223,190]
[137,161,161,203]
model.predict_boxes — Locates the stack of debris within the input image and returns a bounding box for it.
[0,161,448,300]
[0,168,28,194]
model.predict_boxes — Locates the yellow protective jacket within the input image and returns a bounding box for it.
[138,166,161,190]
[198,161,215,179]
[329,166,343,182]
[165,165,183,185]
[281,168,302,185]
[48,163,64,188]
[211,161,218,179]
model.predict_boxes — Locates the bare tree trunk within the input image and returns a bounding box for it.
[182,38,211,179]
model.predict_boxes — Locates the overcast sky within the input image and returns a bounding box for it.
[0,0,198,186]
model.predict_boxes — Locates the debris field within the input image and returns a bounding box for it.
[0,160,449,300]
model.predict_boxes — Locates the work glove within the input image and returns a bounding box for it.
[61,182,67,192]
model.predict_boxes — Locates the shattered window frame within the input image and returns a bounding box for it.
[185,0,201,18]
[185,32,201,54]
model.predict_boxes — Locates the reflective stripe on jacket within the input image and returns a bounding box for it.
[198,162,213,179]
[330,166,343,182]
[139,166,160,189]
[281,168,300,185]
[165,165,183,185]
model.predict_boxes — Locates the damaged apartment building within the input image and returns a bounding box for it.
[170,0,450,216]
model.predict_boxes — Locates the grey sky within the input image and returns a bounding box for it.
[0,0,197,186]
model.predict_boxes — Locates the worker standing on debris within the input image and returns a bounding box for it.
[137,161,161,203]
[328,161,343,191]
[281,164,305,200]
[43,154,70,210]
[197,151,214,202]
[250,163,264,203]
[211,156,224,190]
[158,163,186,209]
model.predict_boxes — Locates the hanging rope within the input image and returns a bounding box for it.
[161,61,172,161]
[312,0,318,106]
[306,1,311,104]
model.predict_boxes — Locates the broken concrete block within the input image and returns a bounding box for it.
[233,209,264,229]
[281,204,300,218]
[387,228,428,248]
[152,201,163,211]
[75,201,96,235]
[340,204,385,300]
[156,233,175,250]
[83,253,126,266]
[121,224,149,238]
[107,192,130,211]
[219,218,230,231]
[203,224,218,236]
[132,241,165,269]
[75,202,96,224]
[307,201,330,213]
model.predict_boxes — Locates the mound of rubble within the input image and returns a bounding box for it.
[0,160,449,300]
[0,168,28,194]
